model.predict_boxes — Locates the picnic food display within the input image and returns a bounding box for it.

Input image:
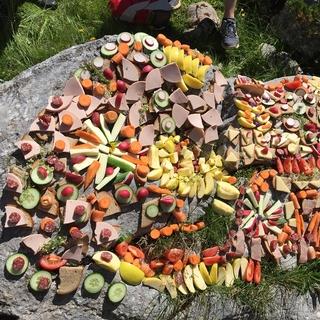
[2,32,320,307]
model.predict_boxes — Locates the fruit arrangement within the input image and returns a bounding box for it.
[2,31,320,307]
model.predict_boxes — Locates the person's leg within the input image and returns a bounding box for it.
[221,0,239,49]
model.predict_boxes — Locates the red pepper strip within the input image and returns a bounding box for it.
[276,157,284,174]
[253,261,261,285]
[291,158,300,174]
[298,158,312,175]
[284,80,302,91]
[283,157,292,174]
[308,156,316,170]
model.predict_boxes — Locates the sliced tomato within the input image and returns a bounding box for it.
[127,245,145,259]
[162,263,174,275]
[245,259,255,282]
[253,261,261,284]
[39,254,66,271]
[202,246,219,257]
[202,256,223,266]
[140,263,155,277]
[115,241,128,257]
[165,248,184,263]
[149,259,165,270]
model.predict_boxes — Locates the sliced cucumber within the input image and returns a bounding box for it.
[30,165,54,185]
[30,270,52,292]
[114,172,131,184]
[117,32,134,46]
[142,35,159,52]
[110,113,126,142]
[108,155,135,172]
[101,43,118,57]
[154,90,169,109]
[145,204,159,219]
[108,282,127,303]
[150,50,167,68]
[84,272,105,294]
[161,117,176,134]
[134,32,148,42]
[5,253,29,276]
[57,184,79,202]
[19,188,40,210]
[95,167,120,191]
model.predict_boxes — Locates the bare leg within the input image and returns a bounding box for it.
[224,0,237,19]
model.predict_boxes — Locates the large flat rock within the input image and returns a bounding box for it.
[0,36,319,320]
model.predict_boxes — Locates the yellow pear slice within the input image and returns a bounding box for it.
[217,266,226,285]
[183,265,196,293]
[225,263,235,287]
[199,262,213,285]
[159,274,177,299]
[142,277,165,292]
[210,263,218,284]
[192,264,207,291]
[232,258,241,279]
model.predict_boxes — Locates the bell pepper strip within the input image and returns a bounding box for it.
[39,254,66,271]
[276,157,284,174]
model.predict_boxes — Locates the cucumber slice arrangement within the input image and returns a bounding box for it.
[145,204,159,219]
[19,188,40,210]
[30,165,54,185]
[29,270,52,292]
[150,50,167,68]
[5,253,29,276]
[83,272,105,294]
[101,43,118,57]
[154,90,169,109]
[142,35,159,52]
[161,117,176,134]
[117,32,134,47]
[56,184,79,202]
[107,282,127,303]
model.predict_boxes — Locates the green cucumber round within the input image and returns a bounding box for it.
[56,184,79,202]
[29,270,52,292]
[161,117,176,134]
[142,35,159,52]
[146,204,159,219]
[84,272,105,294]
[150,50,167,68]
[154,90,169,109]
[115,185,133,205]
[108,282,127,303]
[19,188,40,210]
[117,32,134,46]
[30,165,53,185]
[101,43,118,57]
[5,253,29,276]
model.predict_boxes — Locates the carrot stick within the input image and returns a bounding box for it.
[188,255,200,265]
[147,184,172,195]
[173,210,187,222]
[120,125,135,138]
[197,53,205,63]
[128,141,142,154]
[260,182,269,193]
[173,40,181,48]
[307,212,319,233]
[259,170,270,180]
[203,56,213,65]
[98,197,111,210]
[61,114,74,127]
[121,154,144,166]
[134,41,143,52]
[300,214,305,234]
[75,130,102,144]
[132,258,141,269]
[297,190,307,199]
[268,169,278,177]
[295,209,302,237]
[78,94,91,109]
[136,164,149,177]
[282,223,293,235]
[306,189,318,198]
[156,33,167,45]
[169,224,179,232]
[108,80,117,92]
[84,160,100,189]
[163,39,172,47]
[160,226,173,237]
[311,215,320,243]
[104,111,118,124]
[254,176,264,187]
[196,221,205,230]
[227,176,237,184]
[91,209,105,222]
[140,155,149,166]
[124,252,134,263]
[290,192,301,209]
[72,143,96,149]
[111,52,124,64]
[175,199,185,209]
[173,260,184,272]
[189,224,199,232]
[81,79,93,91]
[54,140,66,152]
[118,43,130,56]
[86,193,97,204]
[150,229,161,240]
[180,44,190,51]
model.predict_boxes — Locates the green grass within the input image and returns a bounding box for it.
[0,0,285,81]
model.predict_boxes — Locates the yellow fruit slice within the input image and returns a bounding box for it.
[177,49,185,70]
[119,261,144,285]
[142,277,165,292]
[217,266,226,285]
[183,55,193,74]
[238,117,256,129]
[163,46,172,60]
[192,58,200,77]
[177,78,189,92]
[234,99,253,112]
[199,262,213,285]
[147,167,163,181]
[196,65,209,82]
[210,263,218,284]
[169,47,179,64]
[182,74,204,89]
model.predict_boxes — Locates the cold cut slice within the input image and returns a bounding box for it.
[160,63,182,83]
[63,76,85,96]
[188,114,204,129]
[172,103,189,128]
[4,206,27,228]
[139,124,155,146]
[6,173,23,193]
[67,101,87,119]
[145,68,163,92]
[126,81,146,102]
[22,234,49,254]
[46,95,73,113]
[170,88,188,105]
[250,237,264,262]
[63,200,91,224]
[214,83,224,104]
[215,70,228,86]
[129,101,142,128]
[58,111,82,133]
[122,58,140,82]
[16,139,41,160]
[188,95,206,111]
[29,116,56,133]
[202,91,216,109]
[62,245,83,262]
[94,222,119,245]
[188,127,204,146]
[204,126,218,143]
[201,109,223,126]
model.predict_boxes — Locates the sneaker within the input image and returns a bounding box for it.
[169,0,181,10]
[220,18,239,49]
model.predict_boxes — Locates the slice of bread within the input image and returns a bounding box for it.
[57,266,84,295]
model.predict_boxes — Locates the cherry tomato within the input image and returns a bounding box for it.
[39,254,66,271]
[127,245,145,259]
[115,241,128,257]
[202,246,219,257]
[165,248,184,263]
[149,259,165,270]
[162,263,174,275]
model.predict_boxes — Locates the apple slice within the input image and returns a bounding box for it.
[262,192,272,211]
[258,195,265,216]
[284,201,295,219]
[183,265,195,293]
[232,258,241,279]
[159,274,177,299]
[95,154,108,185]
[192,265,207,291]
[142,277,165,292]
[240,257,248,281]
[95,167,120,191]
[84,119,108,145]
[100,114,112,142]
[210,263,218,284]
[225,263,235,287]
[73,155,99,172]
[70,148,100,157]
[216,266,226,285]
[243,198,253,210]
[265,200,282,217]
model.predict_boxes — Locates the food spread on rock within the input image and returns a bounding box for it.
[2,32,320,304]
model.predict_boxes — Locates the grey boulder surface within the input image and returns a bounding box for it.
[0,36,319,320]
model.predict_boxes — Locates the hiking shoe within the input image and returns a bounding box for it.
[220,18,239,49]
